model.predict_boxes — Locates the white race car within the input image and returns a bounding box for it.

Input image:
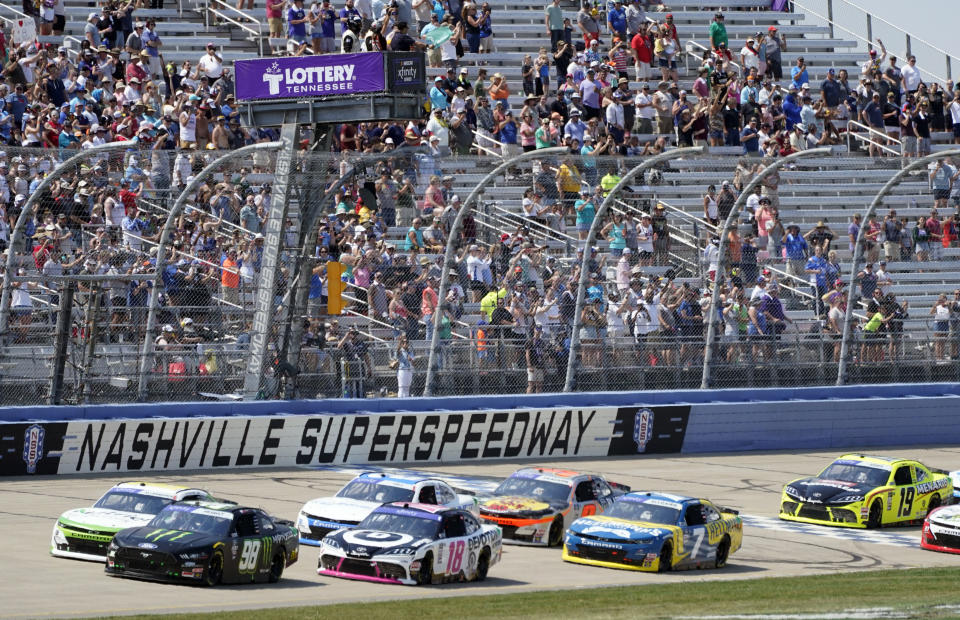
[51,482,213,561]
[297,472,478,546]
[318,503,502,585]
[951,471,960,502]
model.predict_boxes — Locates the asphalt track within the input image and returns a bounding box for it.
[4,447,960,619]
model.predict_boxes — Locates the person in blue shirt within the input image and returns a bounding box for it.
[789,56,808,90]
[740,117,760,155]
[606,0,627,40]
[574,188,595,241]
[564,109,586,143]
[429,76,448,111]
[804,244,829,317]
[4,84,27,127]
[782,91,802,130]
[288,0,309,46]
[783,224,809,286]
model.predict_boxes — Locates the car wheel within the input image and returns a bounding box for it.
[927,495,941,517]
[548,517,564,547]
[417,552,434,585]
[269,552,284,583]
[867,501,883,529]
[475,548,490,582]
[715,536,730,569]
[658,541,673,573]
[203,551,223,587]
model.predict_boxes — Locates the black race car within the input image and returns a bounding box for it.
[105,500,299,586]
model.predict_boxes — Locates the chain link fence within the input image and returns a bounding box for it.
[3,146,960,403]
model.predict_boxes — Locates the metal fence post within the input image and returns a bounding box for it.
[701,147,833,390]
[827,0,834,39]
[836,149,960,386]
[563,147,705,393]
[905,34,911,59]
[424,146,568,397]
[0,143,131,344]
[866,15,872,52]
[136,141,282,401]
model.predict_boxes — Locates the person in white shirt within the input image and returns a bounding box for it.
[615,249,631,294]
[196,44,224,80]
[425,108,448,149]
[633,83,656,134]
[104,189,126,228]
[901,55,921,94]
[950,90,960,144]
[637,213,654,266]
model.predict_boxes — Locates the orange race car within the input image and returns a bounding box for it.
[478,468,629,546]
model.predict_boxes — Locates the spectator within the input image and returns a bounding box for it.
[545,0,564,52]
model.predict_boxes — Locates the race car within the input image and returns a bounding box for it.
[921,504,960,554]
[950,471,960,502]
[297,472,478,546]
[106,500,299,586]
[563,492,743,572]
[317,503,502,585]
[779,454,953,528]
[478,467,629,546]
[51,482,214,561]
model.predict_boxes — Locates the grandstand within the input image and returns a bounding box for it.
[1,0,959,404]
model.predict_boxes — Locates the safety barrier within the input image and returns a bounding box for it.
[3,382,959,476]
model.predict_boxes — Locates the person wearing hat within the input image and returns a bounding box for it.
[709,12,727,51]
[125,21,146,56]
[740,37,761,77]
[790,56,808,91]
[764,25,786,80]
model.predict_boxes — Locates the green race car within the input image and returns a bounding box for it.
[51,482,213,561]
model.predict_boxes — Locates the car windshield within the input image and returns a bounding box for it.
[493,476,570,503]
[820,462,889,487]
[604,499,681,525]
[336,480,416,503]
[358,511,440,539]
[147,505,233,537]
[94,491,172,515]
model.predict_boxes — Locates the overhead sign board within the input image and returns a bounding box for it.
[235,52,387,101]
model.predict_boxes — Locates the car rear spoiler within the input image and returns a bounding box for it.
[931,468,950,476]
[275,518,295,527]
[719,507,740,515]
[610,481,631,493]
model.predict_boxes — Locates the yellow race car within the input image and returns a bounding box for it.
[779,454,953,528]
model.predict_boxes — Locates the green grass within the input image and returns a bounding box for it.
[111,567,960,620]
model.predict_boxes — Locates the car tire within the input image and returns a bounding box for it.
[715,535,730,569]
[658,541,673,573]
[417,552,434,585]
[867,501,883,529]
[927,495,941,517]
[269,551,284,583]
[475,548,490,582]
[203,551,224,587]
[548,517,564,547]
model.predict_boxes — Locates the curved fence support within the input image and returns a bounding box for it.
[283,149,426,392]
[424,146,569,397]
[0,143,132,343]
[563,147,705,393]
[700,147,833,389]
[836,148,960,386]
[136,142,283,401]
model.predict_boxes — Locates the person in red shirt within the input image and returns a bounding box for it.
[125,51,149,84]
[631,27,652,81]
[118,179,140,216]
[32,230,55,271]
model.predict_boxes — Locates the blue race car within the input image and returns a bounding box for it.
[562,492,743,572]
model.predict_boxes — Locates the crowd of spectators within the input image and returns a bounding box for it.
[2,0,960,400]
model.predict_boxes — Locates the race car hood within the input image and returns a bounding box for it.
[569,516,668,542]
[323,528,432,559]
[480,495,564,517]
[58,507,154,532]
[785,478,871,503]
[301,497,381,522]
[928,505,960,528]
[112,526,220,554]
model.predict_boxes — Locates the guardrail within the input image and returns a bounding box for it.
[846,120,902,158]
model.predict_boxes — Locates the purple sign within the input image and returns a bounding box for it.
[235,52,386,101]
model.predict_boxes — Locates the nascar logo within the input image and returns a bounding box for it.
[22,424,45,474]
[634,409,654,453]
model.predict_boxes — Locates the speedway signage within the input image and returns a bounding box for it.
[235,52,386,101]
[0,405,691,476]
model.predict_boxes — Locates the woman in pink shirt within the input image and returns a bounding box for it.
[519,111,537,152]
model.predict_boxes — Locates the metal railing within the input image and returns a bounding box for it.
[202,0,264,56]
[846,120,902,158]
[685,39,743,76]
[793,0,956,84]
